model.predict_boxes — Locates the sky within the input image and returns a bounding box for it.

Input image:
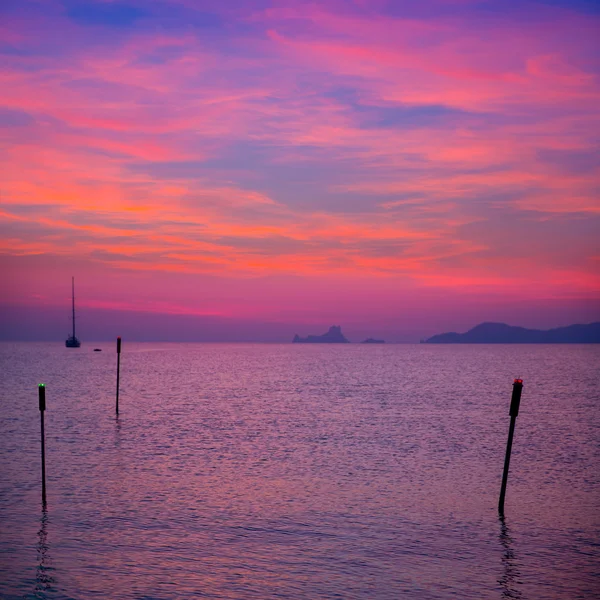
[1,0,599,342]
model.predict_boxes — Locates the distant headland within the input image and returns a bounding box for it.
[293,326,350,343]
[292,327,386,343]
[423,322,600,344]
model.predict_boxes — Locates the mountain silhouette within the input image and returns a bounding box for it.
[293,326,350,343]
[423,322,600,343]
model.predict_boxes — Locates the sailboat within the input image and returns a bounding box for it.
[65,276,81,348]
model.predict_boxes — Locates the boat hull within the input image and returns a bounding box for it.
[65,336,81,348]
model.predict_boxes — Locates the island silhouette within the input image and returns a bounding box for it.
[423,322,600,343]
[361,338,385,344]
[293,326,350,343]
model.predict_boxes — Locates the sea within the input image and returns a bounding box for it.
[0,342,598,599]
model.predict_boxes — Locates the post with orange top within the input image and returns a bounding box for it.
[498,379,524,515]
[38,384,47,505]
[115,337,122,415]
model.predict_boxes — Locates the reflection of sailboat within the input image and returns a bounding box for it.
[65,276,81,348]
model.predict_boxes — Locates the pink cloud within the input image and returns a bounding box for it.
[1,0,598,334]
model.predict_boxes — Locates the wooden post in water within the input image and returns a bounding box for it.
[38,384,47,505]
[115,337,122,415]
[498,379,524,515]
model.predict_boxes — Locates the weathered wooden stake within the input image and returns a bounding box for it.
[38,384,47,505]
[116,336,121,415]
[498,379,524,515]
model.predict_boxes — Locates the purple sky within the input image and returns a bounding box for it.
[1,0,599,341]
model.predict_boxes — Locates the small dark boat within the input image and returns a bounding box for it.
[93,348,102,352]
[65,276,81,348]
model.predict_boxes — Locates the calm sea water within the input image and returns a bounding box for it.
[0,342,598,599]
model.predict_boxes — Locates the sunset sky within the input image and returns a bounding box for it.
[1,0,599,341]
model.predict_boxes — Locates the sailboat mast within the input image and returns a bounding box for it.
[72,276,76,339]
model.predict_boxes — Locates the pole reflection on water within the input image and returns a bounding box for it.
[498,515,523,599]
[35,504,54,599]
[115,414,122,447]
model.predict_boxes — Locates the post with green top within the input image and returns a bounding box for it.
[115,337,121,415]
[38,384,47,505]
[498,379,524,515]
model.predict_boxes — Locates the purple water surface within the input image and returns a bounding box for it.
[1,343,598,599]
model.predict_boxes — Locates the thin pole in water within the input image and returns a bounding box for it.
[116,337,121,415]
[38,384,47,505]
[498,379,524,515]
